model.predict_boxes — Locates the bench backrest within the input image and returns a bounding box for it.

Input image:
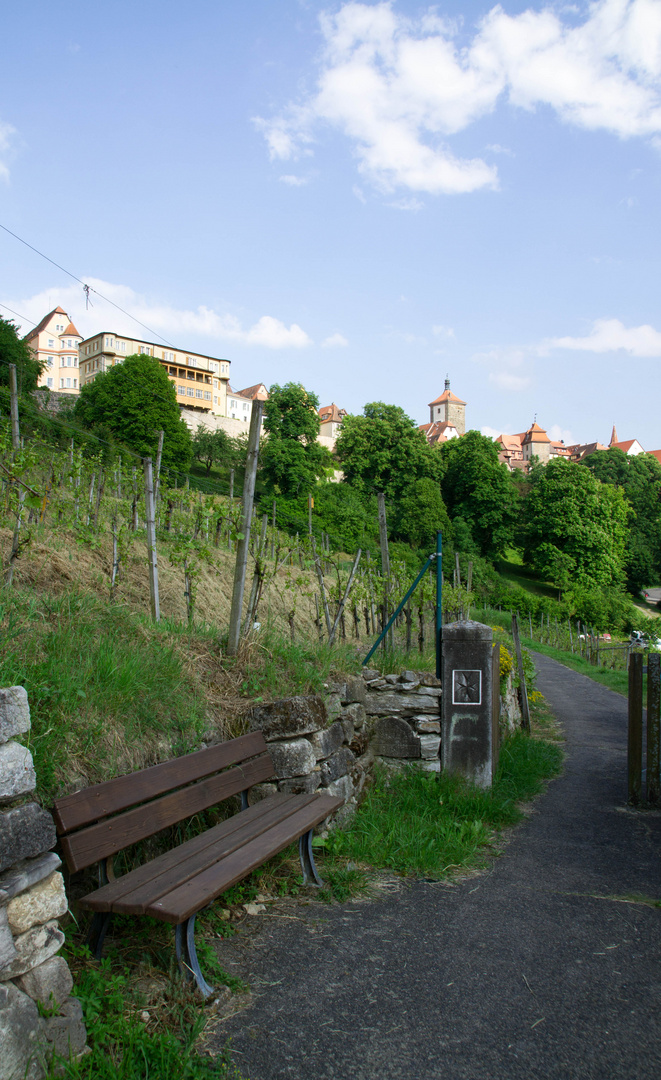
[52,731,273,873]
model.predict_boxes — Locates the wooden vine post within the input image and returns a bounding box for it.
[227,402,263,655]
[143,456,161,622]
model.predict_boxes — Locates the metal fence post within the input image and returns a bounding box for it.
[628,652,643,805]
[647,652,660,805]
[435,531,443,680]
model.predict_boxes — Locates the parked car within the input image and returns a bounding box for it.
[630,630,661,650]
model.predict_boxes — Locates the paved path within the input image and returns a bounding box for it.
[214,655,661,1079]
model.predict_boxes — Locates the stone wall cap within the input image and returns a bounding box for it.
[441,620,493,640]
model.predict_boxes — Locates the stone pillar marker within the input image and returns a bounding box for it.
[441,621,494,789]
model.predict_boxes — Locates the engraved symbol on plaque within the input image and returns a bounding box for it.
[452,669,482,705]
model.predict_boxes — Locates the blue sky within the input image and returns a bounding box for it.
[1,0,660,449]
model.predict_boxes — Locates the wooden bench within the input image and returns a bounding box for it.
[53,731,342,997]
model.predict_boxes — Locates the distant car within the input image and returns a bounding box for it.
[630,630,661,650]
[602,633,611,642]
[631,631,646,646]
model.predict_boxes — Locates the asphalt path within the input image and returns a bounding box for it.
[215,654,661,1079]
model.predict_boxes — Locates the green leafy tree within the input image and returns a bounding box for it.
[74,354,192,471]
[584,448,661,592]
[335,402,443,502]
[523,458,629,589]
[0,316,45,394]
[191,424,236,475]
[261,382,332,496]
[395,478,453,552]
[439,431,518,558]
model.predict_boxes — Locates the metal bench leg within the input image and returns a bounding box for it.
[86,912,112,960]
[299,829,323,887]
[175,914,214,1000]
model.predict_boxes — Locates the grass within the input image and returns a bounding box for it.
[519,637,639,697]
[318,731,563,878]
[45,944,241,1080]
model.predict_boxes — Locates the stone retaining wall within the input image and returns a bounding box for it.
[0,688,86,1080]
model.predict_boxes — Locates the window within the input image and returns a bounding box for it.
[47,378,53,388]
[186,356,196,367]
[230,400,236,408]
[66,378,71,388]
[93,341,98,351]
[73,378,77,388]
[47,356,53,367]
[187,388,194,397]
[163,351,174,362]
[244,415,247,421]
[68,339,72,348]
[119,341,126,352]
[203,391,211,401]
[187,371,195,380]
[139,346,151,355]
[209,362,217,373]
[67,357,72,367]
[177,386,186,396]
[168,366,177,376]
[73,358,78,367]
[213,396,217,404]
[213,379,218,388]
[60,378,64,388]
[105,338,112,347]
[48,339,54,347]
[243,403,248,411]
[195,389,203,399]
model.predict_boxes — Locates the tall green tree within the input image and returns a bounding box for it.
[192,424,236,476]
[395,477,453,551]
[439,431,518,558]
[260,382,332,496]
[0,316,44,394]
[584,448,661,592]
[523,458,629,589]
[74,354,192,470]
[335,403,443,502]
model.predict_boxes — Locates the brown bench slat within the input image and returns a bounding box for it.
[53,731,268,835]
[60,753,274,873]
[78,793,303,913]
[147,794,343,924]
[109,793,320,915]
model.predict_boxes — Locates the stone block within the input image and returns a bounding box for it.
[349,732,369,757]
[267,739,316,780]
[419,673,442,687]
[365,690,440,717]
[308,722,344,761]
[7,873,68,935]
[325,694,342,722]
[0,982,44,1080]
[412,716,440,733]
[248,783,278,804]
[0,908,17,968]
[399,670,419,685]
[0,687,30,746]
[0,742,36,804]
[421,759,441,773]
[325,775,353,802]
[385,674,399,685]
[42,996,87,1061]
[373,716,421,759]
[361,668,380,682]
[278,773,321,795]
[0,853,61,906]
[340,716,354,744]
[341,702,367,731]
[417,686,444,698]
[419,734,441,761]
[0,804,56,874]
[341,676,366,705]
[249,696,327,740]
[0,920,64,981]
[320,748,355,785]
[15,955,73,1009]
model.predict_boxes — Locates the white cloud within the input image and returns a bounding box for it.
[489,370,531,391]
[0,120,17,182]
[279,174,309,186]
[257,0,661,195]
[481,424,504,438]
[321,332,349,347]
[432,324,455,338]
[548,423,574,444]
[6,279,312,350]
[548,317,661,355]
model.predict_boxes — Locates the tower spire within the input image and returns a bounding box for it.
[610,424,618,447]
[444,374,450,392]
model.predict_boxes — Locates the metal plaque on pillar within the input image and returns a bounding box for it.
[441,621,494,789]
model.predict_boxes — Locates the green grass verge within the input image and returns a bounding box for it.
[46,946,241,1080]
[520,637,639,697]
[318,731,563,878]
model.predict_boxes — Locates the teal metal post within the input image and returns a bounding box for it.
[436,531,443,680]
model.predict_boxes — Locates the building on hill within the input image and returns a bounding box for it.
[494,421,569,470]
[648,449,661,464]
[79,330,231,417]
[227,385,253,423]
[610,438,645,456]
[425,378,466,435]
[318,403,347,440]
[24,307,82,394]
[566,441,608,461]
[419,419,460,446]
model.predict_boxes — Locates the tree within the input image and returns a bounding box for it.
[74,354,192,471]
[335,403,443,502]
[584,448,661,593]
[395,478,453,551]
[439,431,518,558]
[260,383,332,496]
[192,425,236,475]
[0,317,44,394]
[523,458,629,589]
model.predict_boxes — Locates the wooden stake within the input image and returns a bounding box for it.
[8,364,20,451]
[227,402,263,655]
[511,614,531,733]
[143,457,160,622]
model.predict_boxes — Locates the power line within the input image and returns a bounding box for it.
[0,222,177,348]
[0,303,37,327]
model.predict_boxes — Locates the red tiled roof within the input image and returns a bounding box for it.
[238,383,269,401]
[428,389,466,407]
[319,403,346,424]
[648,450,661,463]
[62,321,81,338]
[611,439,643,453]
[23,307,68,341]
[420,420,458,445]
[523,422,551,444]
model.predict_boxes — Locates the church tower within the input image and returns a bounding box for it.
[427,377,466,435]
